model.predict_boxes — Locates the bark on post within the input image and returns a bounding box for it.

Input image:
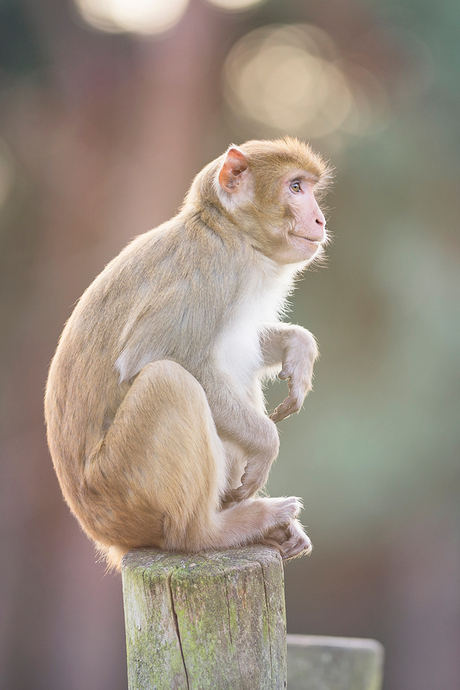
[121,546,287,690]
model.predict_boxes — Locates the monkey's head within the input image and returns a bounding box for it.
[187,137,333,266]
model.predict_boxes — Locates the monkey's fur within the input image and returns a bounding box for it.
[45,138,332,571]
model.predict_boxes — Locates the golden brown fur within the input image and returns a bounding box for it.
[45,138,332,570]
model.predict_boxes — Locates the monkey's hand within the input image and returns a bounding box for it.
[269,327,318,423]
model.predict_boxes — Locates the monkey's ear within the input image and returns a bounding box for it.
[218,148,249,194]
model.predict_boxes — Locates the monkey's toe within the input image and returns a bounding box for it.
[277,518,312,559]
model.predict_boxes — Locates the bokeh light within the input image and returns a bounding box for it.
[204,0,266,11]
[75,0,189,35]
[223,24,390,140]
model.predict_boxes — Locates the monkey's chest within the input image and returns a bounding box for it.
[214,259,293,393]
[214,288,280,393]
[215,317,263,392]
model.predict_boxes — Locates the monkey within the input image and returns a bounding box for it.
[44,137,332,571]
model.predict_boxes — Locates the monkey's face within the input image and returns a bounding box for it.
[212,139,331,266]
[275,173,327,265]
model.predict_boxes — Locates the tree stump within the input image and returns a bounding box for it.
[121,546,287,690]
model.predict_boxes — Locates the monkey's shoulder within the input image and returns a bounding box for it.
[96,219,246,287]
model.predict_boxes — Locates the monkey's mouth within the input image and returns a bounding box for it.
[289,233,322,246]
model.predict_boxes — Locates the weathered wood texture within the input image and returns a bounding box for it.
[121,546,287,690]
[286,635,384,690]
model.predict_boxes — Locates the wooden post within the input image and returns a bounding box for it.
[287,635,384,690]
[121,546,287,690]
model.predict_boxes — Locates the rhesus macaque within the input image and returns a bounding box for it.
[45,137,332,571]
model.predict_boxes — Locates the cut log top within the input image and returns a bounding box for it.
[122,546,287,690]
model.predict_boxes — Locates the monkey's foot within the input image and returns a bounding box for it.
[262,518,312,560]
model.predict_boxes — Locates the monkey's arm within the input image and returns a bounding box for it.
[260,323,319,423]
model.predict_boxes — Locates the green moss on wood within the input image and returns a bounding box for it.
[122,547,287,690]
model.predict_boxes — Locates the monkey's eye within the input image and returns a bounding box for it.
[290,181,302,193]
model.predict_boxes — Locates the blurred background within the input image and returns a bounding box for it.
[0,0,459,688]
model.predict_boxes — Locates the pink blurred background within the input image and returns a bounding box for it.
[1,0,459,688]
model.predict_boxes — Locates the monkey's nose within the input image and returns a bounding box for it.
[315,209,326,227]
[312,210,326,241]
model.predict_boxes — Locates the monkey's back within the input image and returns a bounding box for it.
[45,216,254,487]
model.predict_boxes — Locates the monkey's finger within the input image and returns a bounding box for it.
[269,408,282,422]
[279,394,297,410]
[270,395,301,422]
[270,403,293,422]
[275,395,297,414]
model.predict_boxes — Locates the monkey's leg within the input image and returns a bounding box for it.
[198,367,280,502]
[83,360,301,564]
[184,494,304,553]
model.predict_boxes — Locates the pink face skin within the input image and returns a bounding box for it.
[278,174,327,264]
